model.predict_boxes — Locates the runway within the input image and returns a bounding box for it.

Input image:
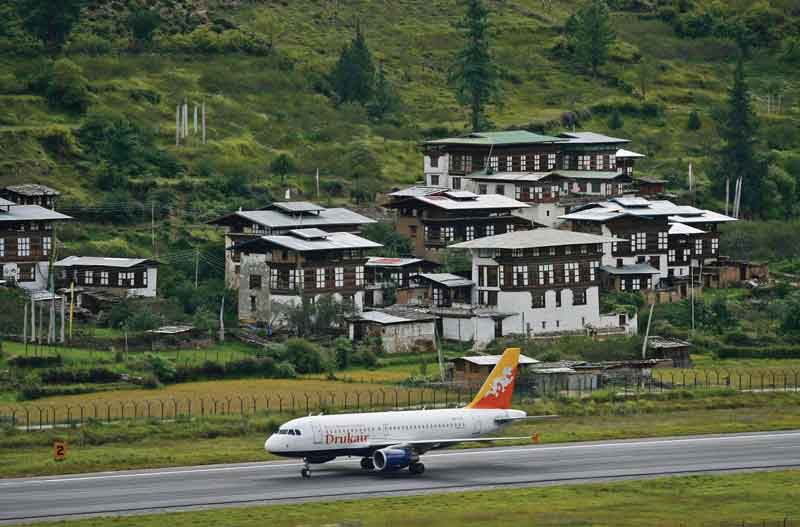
[1,430,799,524]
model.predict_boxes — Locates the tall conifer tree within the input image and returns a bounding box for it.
[568,0,615,77]
[717,56,764,217]
[450,0,499,131]
[330,23,375,105]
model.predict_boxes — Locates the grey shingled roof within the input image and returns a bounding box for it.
[449,228,620,250]
[5,184,61,196]
[456,354,539,366]
[210,207,376,229]
[415,273,474,288]
[558,132,630,144]
[425,130,562,146]
[55,256,158,268]
[269,201,325,213]
[560,198,735,224]
[599,264,661,275]
[355,308,437,325]
[388,186,449,198]
[366,257,425,268]
[0,204,72,222]
[246,231,382,252]
[415,193,529,210]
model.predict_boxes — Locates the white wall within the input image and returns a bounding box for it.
[424,154,449,187]
[2,261,50,291]
[127,267,157,298]
[379,321,436,354]
[512,202,566,228]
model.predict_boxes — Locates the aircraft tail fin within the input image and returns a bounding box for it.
[465,348,521,409]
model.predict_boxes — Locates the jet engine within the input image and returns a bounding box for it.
[372,447,414,472]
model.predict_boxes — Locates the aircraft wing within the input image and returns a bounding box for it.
[382,436,534,454]
[494,414,559,424]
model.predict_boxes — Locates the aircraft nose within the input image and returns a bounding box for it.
[264,434,276,453]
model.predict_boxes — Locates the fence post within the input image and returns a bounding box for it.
[278,396,283,414]
[305,393,310,414]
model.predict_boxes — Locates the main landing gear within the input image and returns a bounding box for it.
[301,459,312,479]
[360,457,375,470]
[409,462,425,475]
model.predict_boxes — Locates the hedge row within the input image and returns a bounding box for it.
[716,345,800,359]
[40,367,121,385]
[7,355,63,368]
[170,357,296,383]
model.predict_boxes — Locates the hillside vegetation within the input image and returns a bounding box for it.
[0,0,799,260]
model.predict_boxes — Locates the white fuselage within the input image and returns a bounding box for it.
[265,407,526,459]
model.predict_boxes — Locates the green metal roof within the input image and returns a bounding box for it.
[425,130,562,146]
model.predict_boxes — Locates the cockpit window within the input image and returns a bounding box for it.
[294,429,302,436]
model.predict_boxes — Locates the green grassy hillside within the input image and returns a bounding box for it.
[1,0,798,258]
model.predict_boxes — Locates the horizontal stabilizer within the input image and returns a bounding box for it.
[494,415,559,424]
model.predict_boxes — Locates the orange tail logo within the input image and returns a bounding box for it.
[466,348,521,409]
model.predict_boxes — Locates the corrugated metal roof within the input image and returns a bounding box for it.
[416,193,529,210]
[464,171,555,182]
[668,222,705,235]
[456,354,539,366]
[5,184,61,196]
[426,130,562,146]
[387,186,449,198]
[269,201,325,213]
[616,148,646,158]
[55,256,157,268]
[255,231,382,252]
[0,204,73,222]
[647,336,692,349]
[415,273,474,288]
[450,228,621,250]
[552,170,630,181]
[444,190,479,199]
[558,132,630,144]
[212,207,375,229]
[288,228,329,239]
[366,257,424,267]
[599,264,661,275]
[355,309,437,325]
[560,198,735,224]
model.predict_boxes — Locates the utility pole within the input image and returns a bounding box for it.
[219,296,225,343]
[195,248,199,289]
[23,301,28,352]
[151,202,156,256]
[69,282,75,342]
[641,302,655,359]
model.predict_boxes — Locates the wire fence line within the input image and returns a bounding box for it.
[2,371,800,430]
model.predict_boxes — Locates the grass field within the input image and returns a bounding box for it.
[3,391,800,478]
[1,341,258,368]
[20,470,800,526]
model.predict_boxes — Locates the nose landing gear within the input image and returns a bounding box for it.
[301,459,312,479]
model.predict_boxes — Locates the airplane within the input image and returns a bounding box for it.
[265,347,551,478]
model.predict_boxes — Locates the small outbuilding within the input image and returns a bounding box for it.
[448,354,539,384]
[646,336,693,368]
[348,307,437,354]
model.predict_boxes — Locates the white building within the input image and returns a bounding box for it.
[347,308,437,354]
[208,201,376,289]
[447,228,636,349]
[232,228,382,325]
[0,196,72,291]
[54,256,159,298]
[560,197,736,287]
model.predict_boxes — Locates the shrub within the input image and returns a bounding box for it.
[716,345,800,359]
[284,338,324,374]
[608,109,623,130]
[275,361,297,378]
[46,58,91,113]
[145,354,176,383]
[687,110,702,130]
[39,367,121,384]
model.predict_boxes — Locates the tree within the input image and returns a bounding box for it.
[270,153,296,184]
[636,58,657,100]
[568,0,615,77]
[46,58,91,112]
[361,222,412,256]
[367,62,401,121]
[449,0,500,131]
[128,9,161,50]
[330,23,375,105]
[18,0,85,53]
[608,109,623,130]
[715,56,765,217]
[687,109,702,131]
